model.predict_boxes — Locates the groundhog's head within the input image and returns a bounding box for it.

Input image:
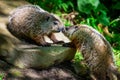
[40,13,65,34]
[7,4,66,43]
[65,25,79,39]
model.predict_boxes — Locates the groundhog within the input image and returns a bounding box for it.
[7,5,65,46]
[65,25,120,80]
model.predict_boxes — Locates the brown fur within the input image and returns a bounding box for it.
[7,5,65,46]
[65,25,120,80]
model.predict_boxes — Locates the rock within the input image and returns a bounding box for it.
[0,24,76,69]
[0,61,84,80]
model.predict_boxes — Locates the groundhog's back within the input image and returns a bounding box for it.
[7,5,65,44]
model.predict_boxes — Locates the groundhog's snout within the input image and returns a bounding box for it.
[52,26,65,33]
[64,26,78,36]
[58,27,66,32]
[53,21,65,32]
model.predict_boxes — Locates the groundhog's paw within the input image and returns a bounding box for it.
[62,42,75,48]
[43,43,51,47]
[54,41,64,44]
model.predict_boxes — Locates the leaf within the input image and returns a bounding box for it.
[77,0,100,14]
[61,3,68,11]
[67,1,74,8]
[97,10,110,26]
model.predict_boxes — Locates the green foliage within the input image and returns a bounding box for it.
[77,0,100,14]
[74,51,83,62]
[26,0,74,12]
[108,17,120,50]
[80,17,103,33]
[113,2,120,9]
[110,17,120,33]
[0,73,4,80]
[77,0,110,26]
[64,20,72,26]
[96,6,110,26]
[113,49,120,70]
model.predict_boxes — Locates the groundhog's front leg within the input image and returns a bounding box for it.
[33,35,53,46]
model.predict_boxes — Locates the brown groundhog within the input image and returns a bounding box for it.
[7,5,65,46]
[65,25,120,80]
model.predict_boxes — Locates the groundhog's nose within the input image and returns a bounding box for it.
[58,27,66,32]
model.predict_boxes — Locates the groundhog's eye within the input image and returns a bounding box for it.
[66,27,69,31]
[53,21,58,25]
[46,16,50,21]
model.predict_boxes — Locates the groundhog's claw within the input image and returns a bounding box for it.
[62,43,75,48]
[41,42,51,47]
